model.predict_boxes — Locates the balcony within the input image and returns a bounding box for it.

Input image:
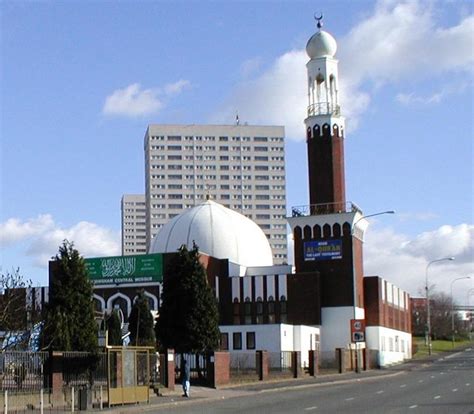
[307,102,340,117]
[291,202,362,217]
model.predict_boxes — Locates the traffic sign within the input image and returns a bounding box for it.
[350,319,366,343]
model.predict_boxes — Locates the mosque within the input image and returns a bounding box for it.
[58,19,412,367]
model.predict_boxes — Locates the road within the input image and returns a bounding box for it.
[163,348,474,413]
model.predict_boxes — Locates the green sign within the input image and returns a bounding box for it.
[84,254,163,285]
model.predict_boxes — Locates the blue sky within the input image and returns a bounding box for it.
[1,0,473,302]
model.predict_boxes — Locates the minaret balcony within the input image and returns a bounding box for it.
[307,102,340,117]
[291,201,362,217]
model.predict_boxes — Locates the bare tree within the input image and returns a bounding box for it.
[0,268,33,349]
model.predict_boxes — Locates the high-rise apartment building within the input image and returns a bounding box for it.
[144,124,288,264]
[121,194,147,255]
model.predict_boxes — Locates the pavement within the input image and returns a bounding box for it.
[99,347,472,413]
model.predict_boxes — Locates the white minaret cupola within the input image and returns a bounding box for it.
[305,15,344,133]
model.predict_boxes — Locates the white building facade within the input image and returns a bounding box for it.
[121,194,147,255]
[144,124,288,264]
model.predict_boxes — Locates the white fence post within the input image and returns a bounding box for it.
[3,390,7,414]
[40,389,44,414]
[71,386,74,413]
[100,385,103,410]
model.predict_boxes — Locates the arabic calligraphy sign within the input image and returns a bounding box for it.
[84,253,163,285]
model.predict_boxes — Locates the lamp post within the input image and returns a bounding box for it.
[451,276,471,347]
[425,257,455,355]
[351,210,395,373]
[468,288,474,341]
[352,211,396,231]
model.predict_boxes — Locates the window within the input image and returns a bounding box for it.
[233,298,240,324]
[246,332,256,350]
[256,297,263,324]
[268,297,275,324]
[233,332,242,350]
[220,333,229,351]
[280,295,287,323]
[244,297,252,324]
[167,145,182,150]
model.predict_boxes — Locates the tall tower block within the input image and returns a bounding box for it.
[288,18,368,353]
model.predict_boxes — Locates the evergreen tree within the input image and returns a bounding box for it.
[106,310,123,346]
[41,240,98,352]
[129,290,156,347]
[155,244,220,353]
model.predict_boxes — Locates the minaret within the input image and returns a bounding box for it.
[288,17,369,354]
[304,16,345,211]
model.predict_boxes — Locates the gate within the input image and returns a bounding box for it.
[174,353,210,386]
[107,346,153,406]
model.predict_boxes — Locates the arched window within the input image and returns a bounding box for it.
[233,297,240,324]
[343,222,351,236]
[267,296,275,324]
[333,223,342,237]
[304,225,312,240]
[313,225,322,239]
[256,297,263,324]
[280,295,287,324]
[329,74,336,108]
[323,223,331,238]
[244,297,252,324]
[294,226,302,242]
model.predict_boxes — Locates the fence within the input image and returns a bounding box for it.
[229,352,257,382]
[174,353,209,385]
[0,351,49,391]
[62,352,107,387]
[268,351,293,377]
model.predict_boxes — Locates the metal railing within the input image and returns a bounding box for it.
[0,351,49,391]
[291,201,362,217]
[307,102,340,117]
[268,351,292,373]
[62,352,107,387]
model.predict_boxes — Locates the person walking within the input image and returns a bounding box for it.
[182,359,190,397]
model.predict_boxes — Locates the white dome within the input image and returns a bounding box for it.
[306,30,337,59]
[149,200,273,267]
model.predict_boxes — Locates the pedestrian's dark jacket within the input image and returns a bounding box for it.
[182,362,190,382]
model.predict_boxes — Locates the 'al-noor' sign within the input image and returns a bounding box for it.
[304,240,342,261]
[84,253,163,285]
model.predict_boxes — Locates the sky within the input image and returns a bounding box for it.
[1,0,473,304]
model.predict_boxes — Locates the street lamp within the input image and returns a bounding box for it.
[451,276,471,347]
[352,210,396,231]
[351,210,395,373]
[467,288,474,341]
[425,257,455,355]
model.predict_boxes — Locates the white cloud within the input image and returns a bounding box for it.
[0,215,55,247]
[163,79,191,96]
[211,1,473,139]
[286,222,473,303]
[396,81,471,106]
[102,80,191,117]
[364,223,474,303]
[1,215,120,268]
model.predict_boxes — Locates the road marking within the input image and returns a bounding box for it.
[466,383,471,386]
[431,375,435,378]
[434,395,441,399]
[345,397,354,401]
[418,380,423,383]
[452,388,458,392]
[440,372,445,375]
[376,390,384,394]
[400,384,407,388]
[409,405,418,409]
[305,407,317,411]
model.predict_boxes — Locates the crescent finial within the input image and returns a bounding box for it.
[314,13,323,30]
